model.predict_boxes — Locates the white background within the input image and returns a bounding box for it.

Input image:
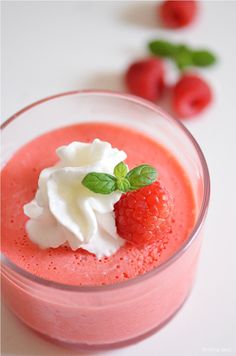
[1,1,236,356]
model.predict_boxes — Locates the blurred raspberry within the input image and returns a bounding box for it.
[172,73,212,118]
[125,58,165,102]
[160,0,198,29]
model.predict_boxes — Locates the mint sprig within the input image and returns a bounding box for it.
[114,161,128,178]
[116,178,130,193]
[126,164,157,190]
[82,162,157,195]
[82,173,117,195]
[191,50,216,67]
[148,40,177,57]
[148,39,217,71]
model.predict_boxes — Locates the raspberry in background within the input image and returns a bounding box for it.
[115,181,173,246]
[125,58,165,102]
[172,73,212,118]
[160,0,198,29]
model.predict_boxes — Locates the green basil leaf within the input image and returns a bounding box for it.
[176,44,191,52]
[148,40,177,57]
[82,173,117,194]
[114,161,128,179]
[126,164,157,190]
[116,178,130,193]
[192,50,216,67]
[174,45,193,70]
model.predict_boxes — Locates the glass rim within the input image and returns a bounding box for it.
[1,90,210,293]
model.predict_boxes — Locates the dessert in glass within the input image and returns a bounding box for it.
[1,91,210,350]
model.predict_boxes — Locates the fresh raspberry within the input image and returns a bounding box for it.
[114,181,173,246]
[160,0,198,29]
[125,58,165,102]
[172,73,212,118]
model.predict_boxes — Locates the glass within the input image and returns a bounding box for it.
[1,91,210,350]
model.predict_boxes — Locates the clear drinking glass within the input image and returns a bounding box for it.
[1,91,210,350]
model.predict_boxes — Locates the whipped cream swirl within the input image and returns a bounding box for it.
[24,139,126,258]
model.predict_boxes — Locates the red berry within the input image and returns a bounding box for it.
[114,181,173,246]
[172,74,212,118]
[160,0,198,29]
[125,58,165,102]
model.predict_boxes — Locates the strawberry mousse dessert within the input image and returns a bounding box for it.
[1,91,210,350]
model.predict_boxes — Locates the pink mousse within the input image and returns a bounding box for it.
[1,123,196,286]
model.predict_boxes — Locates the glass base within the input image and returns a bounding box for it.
[35,293,190,352]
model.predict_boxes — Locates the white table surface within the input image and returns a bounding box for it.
[1,1,236,355]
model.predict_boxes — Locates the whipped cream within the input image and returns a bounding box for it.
[23,139,127,258]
